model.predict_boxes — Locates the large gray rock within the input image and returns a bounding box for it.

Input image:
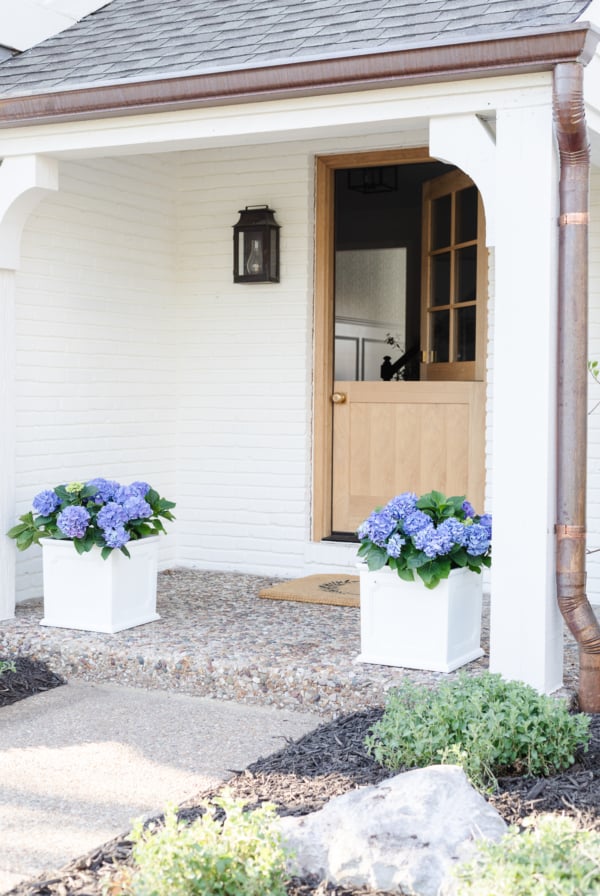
[279,765,506,896]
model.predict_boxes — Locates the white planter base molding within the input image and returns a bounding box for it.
[40,537,160,633]
[356,565,484,673]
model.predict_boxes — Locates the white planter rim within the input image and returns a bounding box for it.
[39,535,160,550]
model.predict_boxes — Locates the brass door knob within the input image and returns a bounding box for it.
[331,392,347,404]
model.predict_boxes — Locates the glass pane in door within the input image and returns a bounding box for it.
[431,252,451,306]
[456,245,477,303]
[431,194,451,249]
[455,306,476,362]
[430,309,450,363]
[455,186,478,243]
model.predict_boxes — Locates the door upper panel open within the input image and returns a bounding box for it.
[420,169,487,382]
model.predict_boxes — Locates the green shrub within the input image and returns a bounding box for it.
[454,815,600,896]
[0,660,16,675]
[365,672,590,791]
[126,794,290,896]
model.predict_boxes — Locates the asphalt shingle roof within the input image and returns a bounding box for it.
[0,0,594,98]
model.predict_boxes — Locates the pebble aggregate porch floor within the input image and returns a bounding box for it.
[0,569,581,718]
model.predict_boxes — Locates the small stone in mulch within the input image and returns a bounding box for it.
[0,656,65,708]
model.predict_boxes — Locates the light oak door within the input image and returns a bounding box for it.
[330,169,486,534]
[331,380,485,531]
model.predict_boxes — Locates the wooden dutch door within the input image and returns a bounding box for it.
[313,150,487,539]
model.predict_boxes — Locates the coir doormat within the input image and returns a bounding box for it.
[259,574,360,607]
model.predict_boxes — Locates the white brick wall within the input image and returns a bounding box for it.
[175,143,316,576]
[14,155,178,600]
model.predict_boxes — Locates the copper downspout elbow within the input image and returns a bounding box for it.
[554,61,600,712]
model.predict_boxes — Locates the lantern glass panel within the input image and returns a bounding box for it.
[244,231,265,276]
[269,229,278,280]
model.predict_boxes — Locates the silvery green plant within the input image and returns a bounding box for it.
[126,795,290,896]
[365,673,590,793]
[453,814,600,896]
[7,478,175,559]
[357,489,491,589]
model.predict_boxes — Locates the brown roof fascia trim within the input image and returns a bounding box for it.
[0,23,598,127]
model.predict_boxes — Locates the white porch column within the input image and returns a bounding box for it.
[0,155,58,620]
[430,113,497,245]
[489,102,563,692]
[0,270,17,621]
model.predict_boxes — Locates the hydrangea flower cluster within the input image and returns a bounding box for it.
[357,490,492,589]
[8,478,175,559]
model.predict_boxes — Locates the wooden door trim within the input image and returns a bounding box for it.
[312,147,432,541]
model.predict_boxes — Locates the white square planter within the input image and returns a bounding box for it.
[40,536,160,633]
[356,564,484,673]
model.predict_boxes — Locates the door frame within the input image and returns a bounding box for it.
[312,147,434,541]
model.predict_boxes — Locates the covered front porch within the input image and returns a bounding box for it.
[1,42,600,701]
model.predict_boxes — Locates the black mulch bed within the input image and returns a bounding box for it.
[0,657,65,708]
[3,661,600,896]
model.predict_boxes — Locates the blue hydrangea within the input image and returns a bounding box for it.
[466,523,491,556]
[356,520,370,540]
[129,481,151,498]
[57,505,90,539]
[437,517,468,548]
[32,489,61,517]
[87,478,120,504]
[361,510,397,547]
[402,509,432,536]
[412,523,439,557]
[431,525,455,556]
[115,483,150,503]
[462,500,476,518]
[479,514,492,535]
[413,520,465,559]
[97,502,128,530]
[385,493,418,521]
[103,526,130,549]
[386,532,406,558]
[122,496,152,521]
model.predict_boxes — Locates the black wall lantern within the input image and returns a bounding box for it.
[233,205,280,283]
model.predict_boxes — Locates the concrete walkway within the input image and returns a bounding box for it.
[0,681,320,893]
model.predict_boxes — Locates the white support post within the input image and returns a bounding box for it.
[0,155,58,620]
[429,112,497,245]
[489,102,563,692]
[0,271,17,621]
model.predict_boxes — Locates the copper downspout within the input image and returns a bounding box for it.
[555,61,600,712]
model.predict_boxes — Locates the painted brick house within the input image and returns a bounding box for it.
[1,0,600,697]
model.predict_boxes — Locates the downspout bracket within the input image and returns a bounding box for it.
[558,212,589,226]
